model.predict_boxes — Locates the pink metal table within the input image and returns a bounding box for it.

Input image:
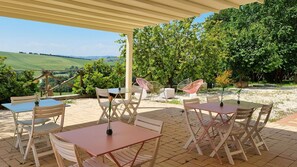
[56,121,161,166]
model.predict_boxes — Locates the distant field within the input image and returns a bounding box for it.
[0,51,93,71]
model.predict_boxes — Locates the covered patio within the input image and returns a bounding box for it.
[0,96,297,167]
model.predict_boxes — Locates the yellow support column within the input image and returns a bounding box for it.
[125,31,133,100]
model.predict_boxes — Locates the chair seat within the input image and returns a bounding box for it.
[17,118,51,125]
[122,99,138,105]
[71,157,109,167]
[105,148,152,167]
[100,101,121,107]
[24,122,61,135]
[216,124,245,135]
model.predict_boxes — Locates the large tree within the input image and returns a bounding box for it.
[207,0,297,82]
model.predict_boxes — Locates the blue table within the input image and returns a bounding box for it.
[2,99,63,113]
[1,99,63,154]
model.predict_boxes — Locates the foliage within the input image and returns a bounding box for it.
[117,17,227,87]
[0,56,37,103]
[72,59,125,96]
[208,0,297,82]
[215,70,232,88]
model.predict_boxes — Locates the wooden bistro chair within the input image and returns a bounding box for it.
[120,85,143,123]
[210,108,254,165]
[11,95,50,154]
[242,103,273,155]
[49,133,109,167]
[183,98,215,155]
[22,104,65,167]
[95,87,121,123]
[105,115,164,167]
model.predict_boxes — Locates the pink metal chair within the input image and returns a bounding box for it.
[181,79,204,94]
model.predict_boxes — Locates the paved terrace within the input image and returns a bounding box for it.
[0,98,297,167]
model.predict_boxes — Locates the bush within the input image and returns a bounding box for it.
[0,57,37,103]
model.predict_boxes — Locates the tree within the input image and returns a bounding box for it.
[207,0,297,82]
[0,56,37,103]
[118,17,227,87]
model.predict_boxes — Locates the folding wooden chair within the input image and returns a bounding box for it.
[242,103,273,155]
[49,133,109,167]
[96,87,121,123]
[210,108,254,165]
[105,115,163,167]
[11,95,50,154]
[183,98,216,155]
[23,104,65,167]
[120,86,143,123]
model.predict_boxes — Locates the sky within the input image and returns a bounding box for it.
[0,13,212,57]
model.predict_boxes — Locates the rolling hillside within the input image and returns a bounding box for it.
[0,51,92,71]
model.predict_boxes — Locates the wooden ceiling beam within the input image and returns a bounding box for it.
[71,0,183,21]
[150,0,220,13]
[111,0,200,18]
[0,2,143,29]
[0,0,165,24]
[0,9,132,33]
[0,0,153,27]
[36,0,170,23]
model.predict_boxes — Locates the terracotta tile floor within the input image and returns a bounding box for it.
[0,98,296,167]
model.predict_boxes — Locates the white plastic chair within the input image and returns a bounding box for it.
[23,104,65,167]
[105,115,163,167]
[96,88,121,123]
[49,133,109,167]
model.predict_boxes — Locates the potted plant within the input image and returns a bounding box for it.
[215,70,232,106]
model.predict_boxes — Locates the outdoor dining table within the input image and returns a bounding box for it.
[1,99,63,154]
[183,100,264,163]
[56,121,162,167]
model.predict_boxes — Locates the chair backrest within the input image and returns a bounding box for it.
[148,81,164,94]
[95,87,110,104]
[134,115,163,167]
[136,78,151,91]
[183,98,201,136]
[134,115,163,133]
[256,103,273,129]
[49,133,83,167]
[33,104,65,130]
[206,95,220,103]
[235,108,254,121]
[183,98,200,111]
[132,85,144,101]
[177,78,192,91]
[182,79,204,94]
[11,95,38,104]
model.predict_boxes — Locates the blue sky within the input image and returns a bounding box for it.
[0,13,212,57]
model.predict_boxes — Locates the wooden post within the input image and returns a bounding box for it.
[125,31,133,100]
[45,71,49,98]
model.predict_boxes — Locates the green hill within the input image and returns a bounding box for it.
[0,51,92,71]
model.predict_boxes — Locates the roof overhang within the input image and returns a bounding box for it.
[0,0,263,34]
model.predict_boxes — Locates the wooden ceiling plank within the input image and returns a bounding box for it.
[48,0,169,23]
[0,2,143,29]
[0,7,135,31]
[212,0,239,8]
[0,0,165,24]
[0,11,131,34]
[150,0,220,13]
[111,0,200,18]
[72,0,183,21]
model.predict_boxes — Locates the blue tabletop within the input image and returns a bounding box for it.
[108,88,129,94]
[1,99,63,113]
